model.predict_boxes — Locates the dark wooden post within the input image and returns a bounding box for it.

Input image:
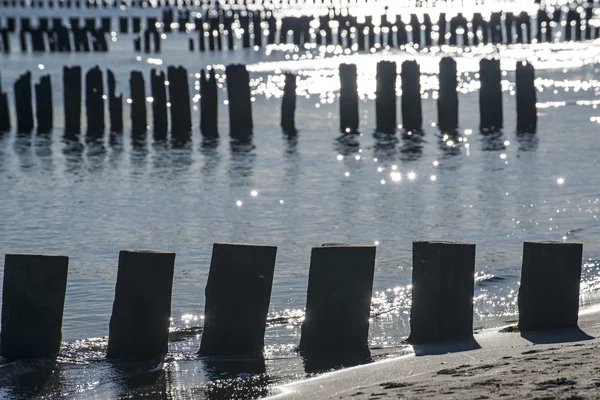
[0,73,12,132]
[400,60,422,131]
[225,64,253,138]
[199,243,277,356]
[200,69,218,137]
[437,57,458,132]
[167,66,192,139]
[0,254,69,360]
[518,241,582,332]
[14,71,34,134]
[150,69,168,139]
[107,69,123,133]
[280,72,296,134]
[408,241,476,344]
[339,63,359,133]
[119,17,128,33]
[130,70,147,136]
[107,250,176,360]
[516,61,537,133]
[299,244,376,353]
[85,66,104,135]
[63,66,82,135]
[35,75,53,134]
[479,58,503,131]
[375,60,397,134]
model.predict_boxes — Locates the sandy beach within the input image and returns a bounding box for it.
[268,307,600,399]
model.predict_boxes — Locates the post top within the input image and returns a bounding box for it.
[317,243,376,248]
[213,242,277,249]
[5,253,68,258]
[413,240,475,246]
[120,250,176,255]
[524,241,583,246]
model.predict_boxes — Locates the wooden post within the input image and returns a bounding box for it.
[119,17,128,34]
[35,75,53,134]
[299,244,376,353]
[280,72,296,134]
[14,71,34,134]
[518,241,583,332]
[150,69,168,139]
[479,58,503,131]
[400,60,422,131]
[199,243,277,356]
[437,57,458,133]
[0,73,11,132]
[130,70,147,136]
[167,66,192,140]
[0,254,69,360]
[200,69,218,137]
[63,66,82,135]
[85,66,104,135]
[408,241,476,344]
[107,250,176,360]
[107,69,123,133]
[375,60,397,134]
[339,63,359,133]
[516,61,537,133]
[225,64,253,138]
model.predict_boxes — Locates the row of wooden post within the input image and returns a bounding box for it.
[0,240,583,361]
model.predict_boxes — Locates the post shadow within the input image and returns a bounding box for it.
[410,336,481,357]
[480,129,506,152]
[520,327,594,345]
[399,129,425,161]
[516,131,539,152]
[334,133,360,158]
[301,347,372,375]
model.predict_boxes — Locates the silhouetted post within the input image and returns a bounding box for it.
[437,13,446,45]
[0,254,69,360]
[167,66,192,140]
[150,69,168,139]
[143,29,151,53]
[438,57,458,132]
[200,69,218,137]
[107,69,123,133]
[400,60,422,131]
[241,14,251,48]
[132,17,141,33]
[1,29,10,53]
[518,241,583,331]
[153,31,161,53]
[410,14,420,47]
[299,244,376,353]
[0,74,11,132]
[226,64,253,138]
[85,66,104,135]
[107,250,176,360]
[130,71,147,136]
[281,72,296,134]
[490,12,503,44]
[408,241,476,344]
[479,58,503,131]
[339,63,359,133]
[133,36,141,52]
[119,17,129,33]
[35,75,53,134]
[516,61,537,133]
[188,37,194,51]
[375,60,397,134]
[14,71,34,134]
[199,243,277,356]
[63,66,82,135]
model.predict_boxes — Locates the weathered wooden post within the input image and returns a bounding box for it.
[280,72,297,134]
[400,60,422,131]
[0,73,11,132]
[107,250,176,360]
[437,57,458,132]
[408,241,476,344]
[339,63,359,133]
[119,17,128,33]
[225,64,253,138]
[167,66,192,139]
[14,71,34,134]
[63,66,82,135]
[130,70,147,136]
[35,75,53,134]
[299,244,376,353]
[0,254,69,360]
[150,69,168,139]
[518,242,583,332]
[375,60,397,134]
[479,58,503,131]
[200,69,218,137]
[85,66,104,135]
[199,243,277,356]
[516,61,537,133]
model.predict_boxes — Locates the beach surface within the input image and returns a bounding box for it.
[268,307,600,399]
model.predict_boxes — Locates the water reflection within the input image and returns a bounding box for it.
[200,137,221,182]
[400,130,425,161]
[229,138,255,188]
[111,360,171,399]
[334,134,360,157]
[516,132,539,152]
[13,135,34,171]
[437,130,462,157]
[200,356,270,400]
[131,136,149,173]
[108,132,125,170]
[283,133,300,186]
[85,135,107,171]
[62,134,84,176]
[34,133,54,174]
[480,130,506,152]
[373,131,398,164]
[300,348,371,375]
[0,360,65,400]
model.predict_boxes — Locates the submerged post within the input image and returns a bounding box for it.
[375,60,397,134]
[299,244,376,353]
[63,66,82,135]
[437,57,458,132]
[225,64,253,139]
[35,75,53,134]
[199,243,277,356]
[280,72,297,134]
[107,69,123,133]
[107,250,176,360]
[339,63,359,133]
[479,58,503,131]
[518,241,582,332]
[408,241,476,344]
[130,70,147,136]
[14,71,34,134]
[515,61,537,133]
[400,60,422,131]
[0,254,69,360]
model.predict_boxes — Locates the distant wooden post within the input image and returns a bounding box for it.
[515,61,537,133]
[199,243,277,356]
[437,57,458,132]
[63,66,82,135]
[375,61,397,134]
[400,60,423,131]
[14,71,34,134]
[200,69,218,137]
[280,72,297,134]
[225,64,253,139]
[150,69,168,139]
[107,69,123,133]
[339,63,359,133]
[35,75,53,134]
[299,244,376,353]
[130,70,147,136]
[85,66,104,135]
[408,241,476,344]
[0,73,11,132]
[518,241,583,332]
[1,254,69,360]
[107,250,176,360]
[167,66,192,140]
[479,58,503,131]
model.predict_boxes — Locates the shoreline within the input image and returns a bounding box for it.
[267,305,600,399]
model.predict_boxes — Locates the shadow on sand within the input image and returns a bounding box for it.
[520,327,594,345]
[411,336,482,357]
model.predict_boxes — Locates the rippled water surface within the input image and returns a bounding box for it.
[3,16,600,398]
